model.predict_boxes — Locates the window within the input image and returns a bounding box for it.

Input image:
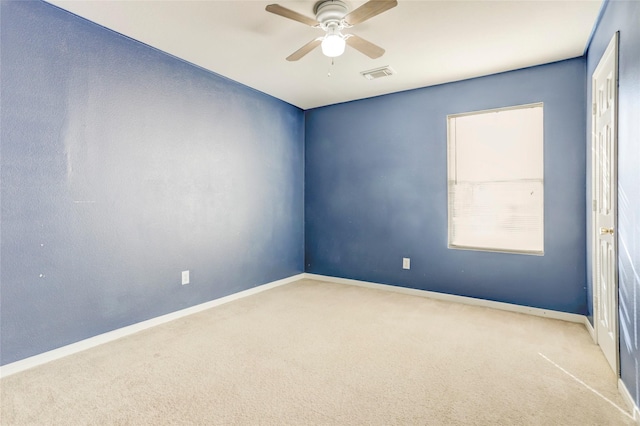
[447,103,544,255]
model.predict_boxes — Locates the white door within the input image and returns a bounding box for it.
[592,32,619,374]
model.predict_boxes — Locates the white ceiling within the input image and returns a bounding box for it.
[46,0,603,110]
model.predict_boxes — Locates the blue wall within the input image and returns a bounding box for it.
[4,0,634,381]
[305,59,587,314]
[0,1,304,365]
[586,0,640,408]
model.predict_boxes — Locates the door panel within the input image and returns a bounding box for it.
[592,32,618,374]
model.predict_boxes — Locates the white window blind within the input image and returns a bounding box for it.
[447,103,544,255]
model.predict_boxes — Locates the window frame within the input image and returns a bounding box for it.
[446,102,545,256]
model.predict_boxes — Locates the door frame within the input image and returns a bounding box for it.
[590,31,619,375]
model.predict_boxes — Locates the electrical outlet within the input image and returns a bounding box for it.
[403,258,410,270]
[182,270,190,285]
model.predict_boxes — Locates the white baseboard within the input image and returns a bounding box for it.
[302,273,586,324]
[618,378,640,424]
[584,316,597,343]
[0,273,305,378]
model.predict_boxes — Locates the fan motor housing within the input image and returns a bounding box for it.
[314,0,348,26]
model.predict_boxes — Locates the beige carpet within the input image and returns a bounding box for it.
[1,279,634,425]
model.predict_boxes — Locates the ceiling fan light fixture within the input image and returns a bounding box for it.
[321,33,345,58]
[267,0,397,61]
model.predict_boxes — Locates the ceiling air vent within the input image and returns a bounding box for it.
[361,66,395,80]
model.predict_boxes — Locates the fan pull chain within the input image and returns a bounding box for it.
[327,58,335,77]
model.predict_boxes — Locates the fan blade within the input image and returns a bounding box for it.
[266,4,319,27]
[345,34,385,59]
[286,38,323,61]
[343,0,398,26]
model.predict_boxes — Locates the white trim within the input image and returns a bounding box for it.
[584,316,597,343]
[0,273,305,378]
[618,379,640,424]
[303,273,585,324]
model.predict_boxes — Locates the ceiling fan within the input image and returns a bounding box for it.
[265,0,398,61]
